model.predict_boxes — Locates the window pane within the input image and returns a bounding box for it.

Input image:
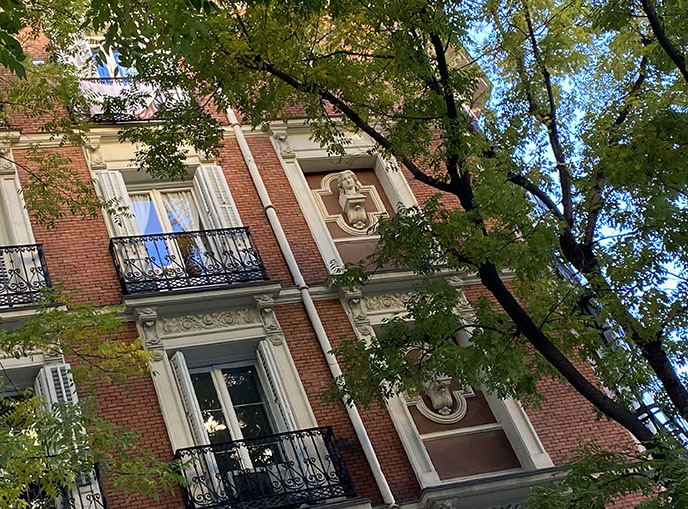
[235,404,273,439]
[131,194,164,234]
[221,367,262,405]
[190,372,231,444]
[161,190,203,233]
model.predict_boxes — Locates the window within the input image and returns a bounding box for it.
[96,167,268,294]
[0,363,105,509]
[129,187,211,275]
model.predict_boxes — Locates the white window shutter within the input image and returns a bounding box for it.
[34,363,79,407]
[0,173,34,245]
[95,170,142,237]
[170,351,211,446]
[34,364,104,508]
[57,35,97,76]
[256,341,297,432]
[193,165,242,229]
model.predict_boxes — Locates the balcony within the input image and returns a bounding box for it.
[110,227,269,295]
[78,77,186,123]
[27,468,107,509]
[0,244,51,308]
[174,427,356,509]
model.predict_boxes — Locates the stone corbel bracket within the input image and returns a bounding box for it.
[254,294,285,345]
[84,136,107,171]
[341,287,374,340]
[135,306,164,362]
[0,133,20,175]
[272,131,295,160]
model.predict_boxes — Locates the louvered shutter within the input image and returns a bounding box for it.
[169,352,224,495]
[34,363,79,406]
[57,36,97,76]
[170,351,211,445]
[95,170,142,237]
[34,364,103,509]
[0,173,33,245]
[193,165,242,228]
[96,170,153,290]
[256,341,297,432]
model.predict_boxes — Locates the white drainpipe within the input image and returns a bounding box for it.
[227,109,397,507]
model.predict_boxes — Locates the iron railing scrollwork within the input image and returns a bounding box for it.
[0,243,51,308]
[175,426,357,509]
[25,467,108,509]
[110,227,269,295]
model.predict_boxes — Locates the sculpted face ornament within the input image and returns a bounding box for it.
[412,374,474,424]
[425,377,454,416]
[337,170,368,229]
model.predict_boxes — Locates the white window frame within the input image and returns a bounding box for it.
[128,185,205,234]
[270,127,417,272]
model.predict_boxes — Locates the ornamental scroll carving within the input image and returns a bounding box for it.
[363,293,413,313]
[408,376,476,425]
[159,309,256,336]
[254,294,285,346]
[341,288,373,338]
[135,307,164,361]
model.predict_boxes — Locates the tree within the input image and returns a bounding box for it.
[17,0,688,504]
[0,4,184,506]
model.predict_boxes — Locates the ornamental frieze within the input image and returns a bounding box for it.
[363,293,413,312]
[159,309,256,336]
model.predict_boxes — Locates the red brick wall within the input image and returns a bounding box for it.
[274,302,383,503]
[245,137,330,285]
[13,146,122,306]
[315,299,421,502]
[87,324,181,509]
[216,138,294,285]
[14,147,183,509]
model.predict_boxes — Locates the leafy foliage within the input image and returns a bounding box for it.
[0,287,183,507]
[2,0,688,504]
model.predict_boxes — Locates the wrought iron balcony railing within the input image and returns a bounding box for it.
[110,227,269,295]
[77,77,187,123]
[27,468,107,509]
[0,243,51,308]
[175,427,356,509]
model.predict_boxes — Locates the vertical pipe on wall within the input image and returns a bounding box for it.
[226,109,397,507]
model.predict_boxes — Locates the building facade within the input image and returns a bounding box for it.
[0,36,643,509]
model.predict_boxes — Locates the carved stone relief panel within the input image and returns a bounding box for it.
[158,309,256,337]
[363,292,413,314]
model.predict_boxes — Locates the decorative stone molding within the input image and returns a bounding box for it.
[84,138,106,171]
[135,307,164,361]
[408,379,476,425]
[363,292,413,313]
[341,288,373,338]
[158,309,255,337]
[254,294,285,345]
[273,131,295,160]
[0,146,14,174]
[312,171,388,237]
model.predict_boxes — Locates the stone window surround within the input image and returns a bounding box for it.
[270,126,417,272]
[131,290,319,453]
[339,284,554,489]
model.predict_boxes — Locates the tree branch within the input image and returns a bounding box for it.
[583,56,648,246]
[523,1,573,227]
[638,0,688,83]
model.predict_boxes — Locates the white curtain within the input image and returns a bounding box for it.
[130,194,156,234]
[161,191,207,267]
[161,191,202,232]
